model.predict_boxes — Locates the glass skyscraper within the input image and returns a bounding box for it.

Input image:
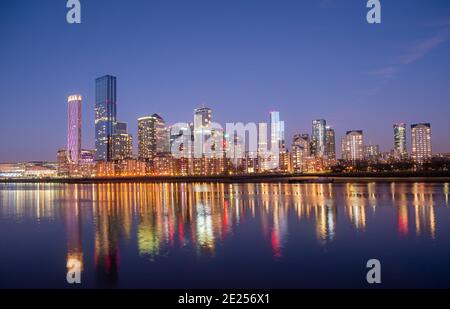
[193,107,212,158]
[67,95,82,163]
[325,126,336,159]
[95,75,117,161]
[394,123,407,159]
[312,119,326,157]
[270,111,285,170]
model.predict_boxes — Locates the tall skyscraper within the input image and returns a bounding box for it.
[394,123,407,159]
[411,123,432,164]
[312,119,326,157]
[270,111,285,170]
[95,75,117,161]
[341,130,364,162]
[325,126,336,159]
[138,114,168,161]
[258,123,268,171]
[67,95,82,163]
[193,107,212,158]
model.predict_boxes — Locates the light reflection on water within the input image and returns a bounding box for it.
[0,182,449,288]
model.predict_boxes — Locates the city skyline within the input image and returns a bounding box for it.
[61,76,440,171]
[0,77,447,164]
[1,0,450,162]
[65,76,441,162]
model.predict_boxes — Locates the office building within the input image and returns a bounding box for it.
[95,75,117,161]
[364,144,380,161]
[342,130,364,162]
[291,134,310,173]
[325,126,336,159]
[270,111,285,170]
[193,107,212,158]
[138,113,168,161]
[312,119,326,157]
[411,123,432,164]
[394,123,408,159]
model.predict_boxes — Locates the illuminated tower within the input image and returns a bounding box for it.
[138,114,168,161]
[269,111,284,169]
[67,95,82,163]
[112,122,133,161]
[95,75,117,161]
[325,126,336,159]
[312,119,326,157]
[411,123,432,164]
[394,123,407,159]
[258,123,268,171]
[291,134,310,172]
[342,130,364,162]
[193,107,212,158]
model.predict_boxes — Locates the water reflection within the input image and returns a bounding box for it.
[0,182,448,286]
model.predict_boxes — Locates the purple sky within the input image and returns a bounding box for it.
[1,0,450,162]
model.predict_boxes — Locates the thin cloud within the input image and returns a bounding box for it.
[369,66,398,79]
[369,20,450,81]
[400,34,447,65]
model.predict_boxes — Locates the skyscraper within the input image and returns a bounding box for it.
[258,123,268,171]
[67,95,82,163]
[193,107,212,158]
[291,134,310,172]
[325,126,336,159]
[112,134,133,161]
[411,123,432,164]
[341,130,364,162]
[269,111,285,170]
[394,123,407,159]
[312,119,326,157]
[95,75,117,161]
[112,122,133,161]
[138,114,168,161]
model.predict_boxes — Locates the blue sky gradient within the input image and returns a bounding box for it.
[1,0,450,161]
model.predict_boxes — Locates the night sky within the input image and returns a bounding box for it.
[1,0,450,162]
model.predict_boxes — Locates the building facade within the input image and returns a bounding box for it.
[411,123,432,164]
[364,144,380,161]
[138,114,168,161]
[394,123,407,159]
[193,107,212,158]
[67,95,82,163]
[342,130,364,162]
[270,111,285,170]
[312,119,326,157]
[291,134,310,173]
[95,75,117,161]
[325,126,336,159]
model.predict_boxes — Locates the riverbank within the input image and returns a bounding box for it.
[1,171,450,184]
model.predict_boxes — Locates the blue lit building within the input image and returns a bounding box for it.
[95,75,117,161]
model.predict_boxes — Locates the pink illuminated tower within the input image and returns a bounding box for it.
[67,95,82,163]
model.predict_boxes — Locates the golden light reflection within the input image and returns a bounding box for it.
[0,181,447,272]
